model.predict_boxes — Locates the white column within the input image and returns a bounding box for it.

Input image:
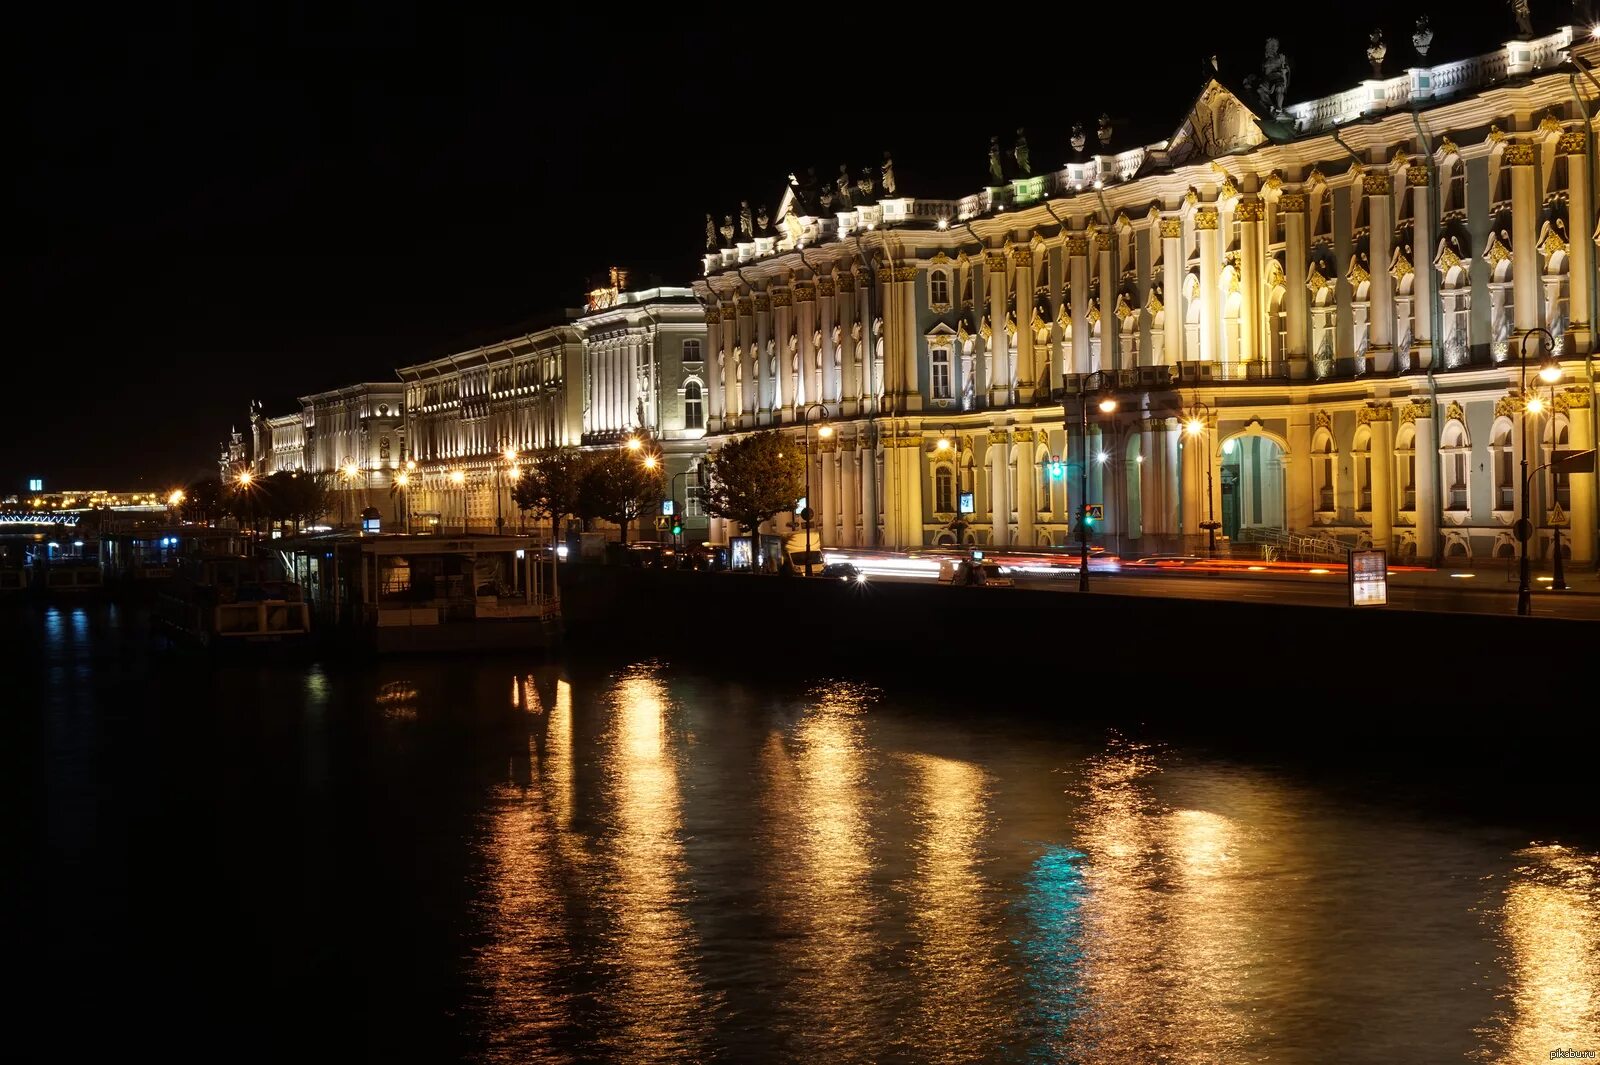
[1237,196,1265,369]
[755,292,773,421]
[1369,408,1395,551]
[861,439,879,547]
[1097,231,1115,372]
[1414,406,1438,561]
[985,251,1010,404]
[1283,193,1309,379]
[1565,390,1595,563]
[1012,245,1035,400]
[1366,173,1396,373]
[1287,409,1313,534]
[1161,217,1184,365]
[1509,143,1541,333]
[1196,207,1221,363]
[1069,235,1091,374]
[1407,164,1436,367]
[1015,431,1035,546]
[772,288,791,418]
[1562,133,1592,354]
[988,432,1009,546]
[798,280,818,413]
[840,440,858,546]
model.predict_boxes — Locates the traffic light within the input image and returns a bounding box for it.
[1048,456,1064,478]
[671,519,682,537]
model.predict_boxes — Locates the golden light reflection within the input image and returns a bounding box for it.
[1480,844,1600,1061]
[903,753,1000,1062]
[759,683,878,1054]
[375,680,418,721]
[594,667,710,1057]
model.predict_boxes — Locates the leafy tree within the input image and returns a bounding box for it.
[512,447,589,545]
[579,447,665,544]
[702,430,803,569]
[267,471,335,531]
[181,478,226,524]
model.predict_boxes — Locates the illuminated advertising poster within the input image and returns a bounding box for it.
[1348,548,1387,606]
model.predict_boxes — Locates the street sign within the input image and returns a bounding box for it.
[661,499,675,516]
[1084,504,1104,520]
[1513,517,1535,542]
[1549,502,1568,528]
[800,506,814,522]
[1348,548,1388,607]
[1553,448,1597,474]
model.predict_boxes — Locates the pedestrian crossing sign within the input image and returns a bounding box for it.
[1084,504,1104,520]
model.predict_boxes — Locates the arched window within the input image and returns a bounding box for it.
[930,347,952,399]
[1547,417,1572,508]
[934,465,955,513]
[1353,427,1373,512]
[1492,418,1515,510]
[1394,425,1417,511]
[1037,451,1052,516]
[1441,420,1470,511]
[683,339,703,364]
[1312,428,1336,513]
[683,379,705,430]
[930,270,950,308]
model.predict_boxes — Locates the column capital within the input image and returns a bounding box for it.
[1362,173,1392,195]
[1502,143,1536,166]
[1194,208,1220,231]
[1159,216,1184,238]
[735,297,754,317]
[753,293,771,312]
[1407,164,1430,187]
[1064,235,1090,255]
[770,287,793,307]
[1278,192,1307,212]
[1233,198,1264,221]
[811,278,830,298]
[836,274,857,293]
[1559,131,1588,155]
[985,251,1009,270]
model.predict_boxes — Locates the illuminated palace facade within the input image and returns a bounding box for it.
[397,282,711,537]
[695,25,1599,566]
[247,384,407,516]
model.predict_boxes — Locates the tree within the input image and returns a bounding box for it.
[181,478,225,524]
[268,471,335,531]
[512,447,589,545]
[579,447,665,544]
[702,430,803,570]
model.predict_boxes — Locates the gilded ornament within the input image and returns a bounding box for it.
[1278,192,1307,212]
[1558,131,1588,155]
[1539,112,1564,136]
[1399,401,1429,424]
[1486,125,1508,145]
[1346,257,1370,286]
[1065,235,1090,255]
[1437,134,1459,156]
[771,288,793,307]
[1234,199,1264,221]
[1085,302,1101,326]
[1194,208,1220,231]
[1389,249,1414,282]
[1495,394,1522,418]
[1095,232,1112,250]
[1435,243,1462,273]
[1264,171,1285,192]
[814,278,832,298]
[1407,164,1430,187]
[1307,167,1327,187]
[1114,293,1134,320]
[837,274,856,292]
[1482,235,1511,270]
[957,320,971,344]
[1159,217,1184,238]
[754,294,771,312]
[1009,245,1032,264]
[979,316,993,341]
[1356,404,1392,424]
[796,282,817,302]
[1541,228,1569,259]
[1444,401,1464,424]
[986,252,1008,270]
[1362,173,1391,195]
[1501,143,1535,166]
[1145,288,1164,315]
[1012,428,1037,443]
[894,265,918,282]
[1004,313,1018,339]
[988,429,1011,444]
[1314,410,1332,432]
[1561,386,1592,409]
[1031,307,1049,334]
[1183,186,1200,207]
[1306,264,1330,296]
[735,297,754,316]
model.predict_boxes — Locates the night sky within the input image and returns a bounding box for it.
[11,1,1527,491]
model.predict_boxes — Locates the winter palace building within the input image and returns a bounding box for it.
[694,23,1600,568]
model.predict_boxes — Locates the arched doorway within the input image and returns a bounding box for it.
[1220,433,1286,541]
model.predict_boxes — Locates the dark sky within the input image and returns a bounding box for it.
[9,1,1531,491]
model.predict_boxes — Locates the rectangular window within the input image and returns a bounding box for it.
[931,349,952,399]
[683,339,702,364]
[685,485,706,517]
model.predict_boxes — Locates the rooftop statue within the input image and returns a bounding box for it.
[1259,38,1290,115]
[988,135,1004,184]
[1097,113,1113,147]
[818,182,834,212]
[739,200,752,239]
[1366,28,1387,79]
[857,166,875,201]
[1412,15,1433,59]
[757,205,769,233]
[1510,0,1533,39]
[720,215,735,247]
[1070,123,1086,154]
[705,213,717,252]
[1013,128,1032,176]
[881,151,897,197]
[837,164,853,208]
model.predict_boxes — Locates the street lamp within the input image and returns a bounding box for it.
[450,468,466,536]
[1068,371,1117,592]
[934,426,968,546]
[393,470,410,534]
[1513,328,1562,616]
[338,459,361,528]
[1183,396,1221,558]
[799,402,830,576]
[496,445,518,534]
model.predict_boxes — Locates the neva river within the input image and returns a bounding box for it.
[15,603,1599,1063]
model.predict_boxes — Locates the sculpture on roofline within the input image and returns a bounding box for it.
[739,200,752,239]
[857,166,876,201]
[1070,123,1087,154]
[1013,128,1032,176]
[1097,113,1113,147]
[705,213,717,252]
[1510,0,1533,39]
[988,135,1004,184]
[720,215,735,246]
[818,182,834,213]
[1259,38,1290,115]
[757,205,770,233]
[881,151,897,197]
[1366,28,1387,79]
[836,164,853,208]
[1412,15,1433,59]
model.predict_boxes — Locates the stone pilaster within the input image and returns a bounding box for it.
[1560,132,1592,354]
[1160,217,1184,366]
[1068,235,1092,375]
[1507,143,1542,333]
[1196,208,1221,363]
[1281,193,1310,379]
[1365,173,1395,373]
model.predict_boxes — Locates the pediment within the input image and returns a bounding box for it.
[1167,81,1268,166]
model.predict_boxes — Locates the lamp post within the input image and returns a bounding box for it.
[670,469,690,547]
[1183,396,1220,558]
[1072,372,1117,592]
[799,402,831,576]
[450,468,466,536]
[1545,373,1568,592]
[1512,328,1562,616]
[934,425,966,546]
[393,470,409,534]
[339,459,361,529]
[497,445,518,534]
